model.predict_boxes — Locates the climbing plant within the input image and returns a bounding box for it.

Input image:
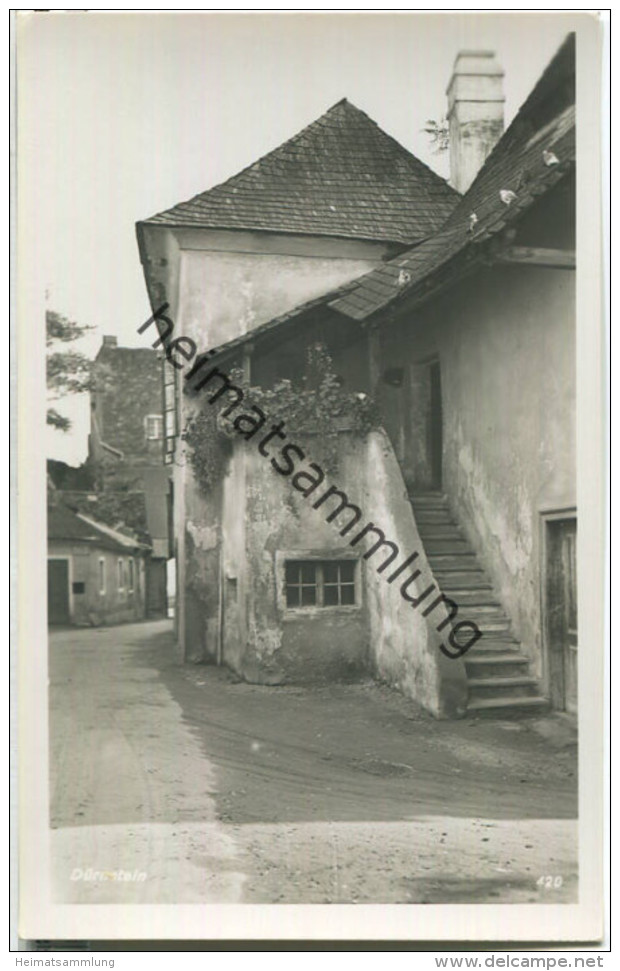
[183,404,232,496]
[183,342,380,494]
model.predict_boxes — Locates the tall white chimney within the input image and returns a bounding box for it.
[447,51,505,194]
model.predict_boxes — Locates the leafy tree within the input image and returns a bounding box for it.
[46,310,94,431]
[422,118,450,154]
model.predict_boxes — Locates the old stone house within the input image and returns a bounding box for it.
[47,501,150,626]
[136,36,577,718]
[87,335,172,616]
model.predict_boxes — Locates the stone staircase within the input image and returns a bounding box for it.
[409,492,548,717]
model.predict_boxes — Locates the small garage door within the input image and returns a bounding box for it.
[48,559,70,625]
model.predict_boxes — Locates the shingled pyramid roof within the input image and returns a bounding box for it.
[144,99,459,245]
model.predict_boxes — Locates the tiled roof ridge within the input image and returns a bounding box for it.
[76,511,149,550]
[143,97,458,235]
[308,98,458,196]
[178,35,575,344]
[143,98,355,226]
[48,501,150,551]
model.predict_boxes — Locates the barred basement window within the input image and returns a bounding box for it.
[285,560,356,608]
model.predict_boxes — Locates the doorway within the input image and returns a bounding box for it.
[429,361,443,490]
[545,515,577,713]
[48,558,70,625]
[407,358,443,492]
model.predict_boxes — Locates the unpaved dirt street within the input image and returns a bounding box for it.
[49,621,578,904]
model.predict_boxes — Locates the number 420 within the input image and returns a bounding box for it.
[537,875,563,889]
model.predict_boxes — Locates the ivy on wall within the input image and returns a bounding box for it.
[183,405,232,496]
[183,342,379,495]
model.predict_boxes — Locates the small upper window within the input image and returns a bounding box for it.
[145,414,163,441]
[285,560,357,609]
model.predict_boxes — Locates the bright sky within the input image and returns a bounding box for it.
[17,11,578,463]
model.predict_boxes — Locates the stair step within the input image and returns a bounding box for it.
[440,613,512,634]
[441,585,498,610]
[465,655,531,678]
[409,492,545,720]
[418,534,466,547]
[466,651,527,663]
[467,676,540,701]
[409,496,448,508]
[433,567,491,584]
[456,603,506,615]
[414,510,456,524]
[467,696,549,716]
[417,523,457,533]
[471,619,512,633]
[478,629,518,640]
[416,523,462,537]
[466,642,521,654]
[424,539,480,570]
[432,560,483,574]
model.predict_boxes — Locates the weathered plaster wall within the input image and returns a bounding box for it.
[214,428,466,715]
[180,396,226,664]
[362,431,468,718]
[221,444,247,674]
[47,544,146,626]
[138,225,182,325]
[441,266,575,677]
[138,224,386,664]
[222,434,369,684]
[176,247,382,352]
[380,259,575,676]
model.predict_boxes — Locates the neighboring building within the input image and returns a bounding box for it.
[87,336,172,616]
[47,459,96,492]
[47,502,150,626]
[136,37,577,719]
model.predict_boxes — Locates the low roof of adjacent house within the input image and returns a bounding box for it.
[141,98,459,246]
[48,503,150,554]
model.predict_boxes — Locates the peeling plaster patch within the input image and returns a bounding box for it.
[187,520,218,551]
[364,432,451,716]
[239,279,258,333]
[248,619,282,659]
[515,483,533,563]
[457,443,531,578]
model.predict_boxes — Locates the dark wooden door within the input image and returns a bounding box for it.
[546,518,577,713]
[407,360,442,492]
[429,361,443,489]
[48,559,70,625]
